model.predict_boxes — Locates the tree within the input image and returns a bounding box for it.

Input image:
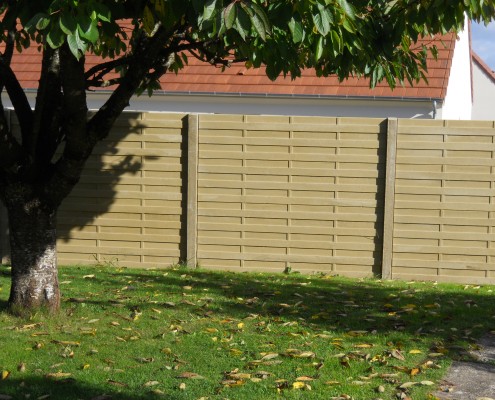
[0,0,493,313]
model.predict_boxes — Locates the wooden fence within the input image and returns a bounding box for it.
[2,111,495,284]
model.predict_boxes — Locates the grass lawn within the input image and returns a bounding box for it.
[0,265,494,400]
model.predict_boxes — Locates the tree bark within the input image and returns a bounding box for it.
[7,198,60,313]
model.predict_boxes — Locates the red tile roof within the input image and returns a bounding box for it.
[5,33,457,100]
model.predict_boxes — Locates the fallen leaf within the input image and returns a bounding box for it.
[46,372,72,379]
[179,383,186,390]
[420,380,435,386]
[296,376,315,381]
[292,381,306,389]
[143,381,160,387]
[409,349,422,354]
[17,363,26,372]
[1,371,9,380]
[390,349,405,360]
[135,357,154,363]
[260,353,279,360]
[176,372,205,379]
[51,340,81,347]
[399,381,418,389]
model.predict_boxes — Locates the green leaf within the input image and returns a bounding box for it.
[143,5,155,35]
[203,0,218,21]
[234,5,251,40]
[241,2,267,40]
[315,35,324,61]
[46,26,65,49]
[94,2,111,22]
[78,18,99,43]
[313,2,331,36]
[288,14,304,43]
[338,0,356,19]
[224,3,237,30]
[67,30,87,60]
[59,13,77,35]
[249,2,271,35]
[24,13,50,32]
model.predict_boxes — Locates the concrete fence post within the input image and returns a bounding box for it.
[186,114,199,267]
[381,118,398,279]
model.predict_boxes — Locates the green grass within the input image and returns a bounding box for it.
[0,265,494,400]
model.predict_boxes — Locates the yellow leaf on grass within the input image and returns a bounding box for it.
[292,381,306,389]
[354,343,374,348]
[81,364,90,370]
[237,322,245,329]
[260,353,279,360]
[409,349,422,354]
[296,376,315,381]
[143,381,160,387]
[46,372,72,379]
[205,328,218,333]
[1,371,10,380]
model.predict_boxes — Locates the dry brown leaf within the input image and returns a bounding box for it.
[227,373,251,380]
[17,363,26,373]
[390,349,405,360]
[260,353,279,360]
[354,343,374,348]
[51,340,81,347]
[46,372,72,379]
[135,357,154,363]
[143,381,160,387]
[399,381,418,389]
[176,372,205,379]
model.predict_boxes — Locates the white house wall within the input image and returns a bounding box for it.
[121,94,436,119]
[440,20,473,120]
[472,61,495,120]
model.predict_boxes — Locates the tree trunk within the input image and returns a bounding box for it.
[7,201,60,313]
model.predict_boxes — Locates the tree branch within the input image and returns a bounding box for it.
[87,28,172,141]
[29,46,63,168]
[0,55,33,144]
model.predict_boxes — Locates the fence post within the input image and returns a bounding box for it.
[381,118,398,279]
[186,114,199,267]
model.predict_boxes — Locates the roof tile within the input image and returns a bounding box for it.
[3,32,457,100]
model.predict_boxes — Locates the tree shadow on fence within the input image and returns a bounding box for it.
[0,112,189,265]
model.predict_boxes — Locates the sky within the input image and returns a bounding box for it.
[471,21,495,71]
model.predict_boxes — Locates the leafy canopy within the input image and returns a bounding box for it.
[1,0,494,90]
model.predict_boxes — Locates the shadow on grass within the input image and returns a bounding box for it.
[0,376,156,400]
[59,267,495,347]
[2,267,495,399]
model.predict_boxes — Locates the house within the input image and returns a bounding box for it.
[2,19,492,120]
[472,51,495,120]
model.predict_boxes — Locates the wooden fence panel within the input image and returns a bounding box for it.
[3,110,495,285]
[195,114,387,276]
[56,112,187,267]
[392,119,495,284]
